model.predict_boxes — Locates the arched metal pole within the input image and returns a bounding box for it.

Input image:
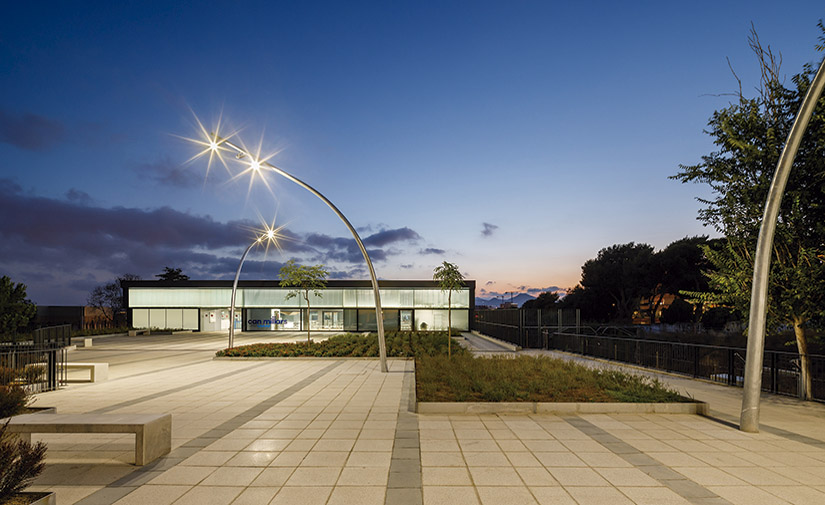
[215,136,389,373]
[740,58,825,432]
[229,240,258,349]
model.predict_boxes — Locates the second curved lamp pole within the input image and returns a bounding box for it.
[219,136,389,373]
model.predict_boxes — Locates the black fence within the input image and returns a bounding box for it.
[473,309,581,348]
[471,309,824,402]
[551,332,825,402]
[0,325,72,393]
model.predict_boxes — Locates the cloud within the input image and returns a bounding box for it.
[419,248,445,255]
[0,182,438,303]
[0,108,66,151]
[137,156,204,189]
[65,189,93,205]
[526,286,564,295]
[485,280,494,286]
[481,222,498,237]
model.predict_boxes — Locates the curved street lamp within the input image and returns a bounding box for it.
[209,134,389,373]
[228,226,281,349]
[740,58,825,432]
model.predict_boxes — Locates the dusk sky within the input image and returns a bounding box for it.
[1,1,824,305]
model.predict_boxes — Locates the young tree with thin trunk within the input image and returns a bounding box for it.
[279,260,328,344]
[433,261,464,358]
[674,24,825,399]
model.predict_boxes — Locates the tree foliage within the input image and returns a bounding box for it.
[0,276,36,337]
[522,291,560,311]
[433,261,464,358]
[580,242,656,322]
[155,267,189,281]
[279,260,328,344]
[88,274,140,325]
[673,24,825,399]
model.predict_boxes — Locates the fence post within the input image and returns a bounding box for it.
[537,309,542,349]
[575,309,580,333]
[728,349,735,386]
[557,309,562,334]
[693,346,699,378]
[47,347,57,391]
[518,310,524,348]
[771,352,777,393]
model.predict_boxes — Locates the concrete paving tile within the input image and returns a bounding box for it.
[249,467,295,487]
[149,466,216,485]
[720,466,801,486]
[529,486,577,505]
[515,467,558,486]
[269,451,308,466]
[617,486,692,505]
[534,452,586,467]
[458,440,500,452]
[651,452,708,467]
[759,485,825,505]
[326,486,385,505]
[420,440,460,452]
[269,486,332,505]
[337,467,389,486]
[672,467,749,486]
[463,452,511,467]
[565,486,635,505]
[468,467,522,486]
[346,451,392,467]
[353,439,395,452]
[421,452,465,467]
[245,439,291,452]
[286,466,342,486]
[422,467,472,485]
[422,486,480,505]
[313,439,356,452]
[594,467,661,487]
[476,486,537,505]
[112,485,191,505]
[225,451,279,467]
[300,451,350,467]
[230,486,280,505]
[522,440,566,452]
[706,486,793,505]
[172,486,243,505]
[547,468,611,487]
[200,467,263,486]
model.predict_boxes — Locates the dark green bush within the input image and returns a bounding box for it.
[0,386,30,419]
[0,422,47,502]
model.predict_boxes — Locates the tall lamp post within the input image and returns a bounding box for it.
[228,227,281,349]
[740,58,825,432]
[206,134,389,373]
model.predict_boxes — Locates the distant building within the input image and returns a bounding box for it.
[122,279,476,332]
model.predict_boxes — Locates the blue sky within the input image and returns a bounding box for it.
[1,1,823,304]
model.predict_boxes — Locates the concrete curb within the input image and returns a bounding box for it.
[416,400,709,415]
[212,356,410,361]
[469,330,520,351]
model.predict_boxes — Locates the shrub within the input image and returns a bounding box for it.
[0,386,29,419]
[0,422,47,502]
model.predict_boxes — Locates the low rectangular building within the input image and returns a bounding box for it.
[122,279,475,333]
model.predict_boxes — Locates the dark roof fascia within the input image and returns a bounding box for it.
[122,279,476,290]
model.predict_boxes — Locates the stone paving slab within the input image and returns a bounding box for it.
[20,332,825,504]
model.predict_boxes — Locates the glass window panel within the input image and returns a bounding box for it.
[343,289,359,308]
[166,309,183,329]
[356,289,373,308]
[379,289,400,308]
[182,309,198,330]
[344,309,358,331]
[132,309,149,329]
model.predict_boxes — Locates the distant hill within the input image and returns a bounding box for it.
[475,293,536,307]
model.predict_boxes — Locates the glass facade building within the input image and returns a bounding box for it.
[122,280,475,333]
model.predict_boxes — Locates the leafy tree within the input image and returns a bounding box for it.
[433,261,465,358]
[88,274,140,326]
[279,260,328,344]
[155,267,189,281]
[644,236,711,324]
[660,298,696,325]
[580,243,656,322]
[522,291,559,311]
[0,276,36,337]
[673,25,825,399]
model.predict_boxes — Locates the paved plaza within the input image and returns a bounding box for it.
[24,332,825,505]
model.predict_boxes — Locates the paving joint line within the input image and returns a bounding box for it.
[72,360,345,505]
[562,416,735,505]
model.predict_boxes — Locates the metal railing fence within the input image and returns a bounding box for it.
[0,343,67,393]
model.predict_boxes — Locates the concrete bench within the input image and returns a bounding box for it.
[65,362,109,382]
[128,329,149,337]
[7,413,172,465]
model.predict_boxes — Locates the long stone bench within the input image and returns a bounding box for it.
[128,329,149,337]
[65,362,109,382]
[7,413,172,465]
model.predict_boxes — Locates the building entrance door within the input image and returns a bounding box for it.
[400,310,412,331]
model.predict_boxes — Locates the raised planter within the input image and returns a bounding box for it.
[2,491,56,505]
[416,400,708,415]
